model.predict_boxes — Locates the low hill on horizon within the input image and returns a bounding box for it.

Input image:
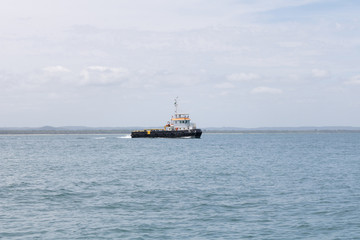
[203,126,360,131]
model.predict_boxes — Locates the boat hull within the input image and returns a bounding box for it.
[131,129,202,138]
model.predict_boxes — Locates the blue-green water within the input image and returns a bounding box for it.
[1,133,359,239]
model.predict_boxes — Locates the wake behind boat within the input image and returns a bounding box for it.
[131,98,202,138]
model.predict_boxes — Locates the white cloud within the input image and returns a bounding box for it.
[0,71,16,91]
[227,73,260,82]
[345,75,360,85]
[312,69,328,78]
[79,66,129,86]
[278,41,304,48]
[42,66,70,73]
[214,82,235,89]
[251,86,283,94]
[38,66,72,85]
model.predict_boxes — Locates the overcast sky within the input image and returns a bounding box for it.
[1,0,359,127]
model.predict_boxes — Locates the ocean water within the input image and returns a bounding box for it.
[1,133,359,239]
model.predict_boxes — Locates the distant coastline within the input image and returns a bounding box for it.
[1,126,360,135]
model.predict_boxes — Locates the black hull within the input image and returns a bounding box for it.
[131,129,202,138]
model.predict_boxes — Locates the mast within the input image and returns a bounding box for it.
[174,97,178,114]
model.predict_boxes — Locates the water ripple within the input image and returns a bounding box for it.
[1,133,359,239]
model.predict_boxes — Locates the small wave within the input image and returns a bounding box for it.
[94,137,106,140]
[117,135,131,139]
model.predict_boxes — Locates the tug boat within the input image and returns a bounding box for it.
[131,98,202,138]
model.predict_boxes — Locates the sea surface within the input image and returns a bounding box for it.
[1,133,359,239]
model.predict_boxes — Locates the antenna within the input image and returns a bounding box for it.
[174,97,178,114]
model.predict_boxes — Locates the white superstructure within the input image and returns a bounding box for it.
[164,98,197,131]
